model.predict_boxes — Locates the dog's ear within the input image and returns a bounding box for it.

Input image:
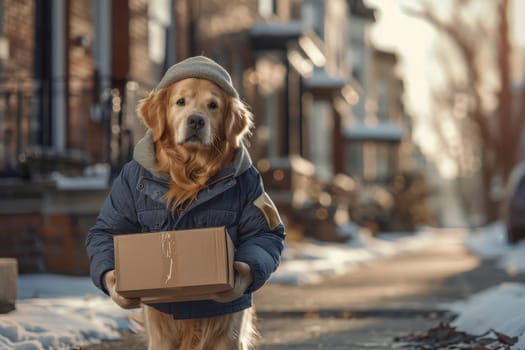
[225,98,254,148]
[137,89,168,142]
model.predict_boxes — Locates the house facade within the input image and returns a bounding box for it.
[0,0,418,273]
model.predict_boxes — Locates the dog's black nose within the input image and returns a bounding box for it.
[187,115,206,130]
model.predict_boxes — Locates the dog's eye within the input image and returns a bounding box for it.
[208,101,218,109]
[176,98,185,106]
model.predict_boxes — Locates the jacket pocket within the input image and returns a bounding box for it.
[138,208,171,232]
[191,209,237,229]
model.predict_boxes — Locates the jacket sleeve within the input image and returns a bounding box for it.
[234,167,286,292]
[85,163,140,294]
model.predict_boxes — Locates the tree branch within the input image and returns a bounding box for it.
[402,2,493,148]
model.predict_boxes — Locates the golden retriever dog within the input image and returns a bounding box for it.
[137,77,256,349]
[89,56,285,350]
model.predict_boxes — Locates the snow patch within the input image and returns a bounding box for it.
[443,283,525,350]
[1,275,140,350]
[465,221,525,274]
[443,222,525,349]
[270,227,455,285]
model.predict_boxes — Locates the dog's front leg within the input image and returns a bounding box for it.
[144,305,181,350]
[228,308,257,350]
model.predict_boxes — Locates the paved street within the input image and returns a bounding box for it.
[84,232,525,349]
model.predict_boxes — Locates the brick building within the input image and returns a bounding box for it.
[0,0,156,273]
[0,0,417,274]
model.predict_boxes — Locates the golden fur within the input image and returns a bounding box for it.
[137,78,256,349]
[144,306,256,350]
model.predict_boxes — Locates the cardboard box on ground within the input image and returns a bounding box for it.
[114,227,235,303]
[0,258,17,314]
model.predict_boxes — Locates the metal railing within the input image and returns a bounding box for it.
[0,78,33,177]
[0,76,151,180]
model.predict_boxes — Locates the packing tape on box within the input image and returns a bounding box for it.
[161,232,176,285]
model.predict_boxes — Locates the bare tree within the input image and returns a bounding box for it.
[404,0,525,222]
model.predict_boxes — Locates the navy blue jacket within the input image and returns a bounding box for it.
[86,131,285,319]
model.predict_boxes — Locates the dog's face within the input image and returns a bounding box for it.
[138,77,253,150]
[166,78,228,147]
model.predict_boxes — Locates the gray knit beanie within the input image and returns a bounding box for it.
[156,56,239,98]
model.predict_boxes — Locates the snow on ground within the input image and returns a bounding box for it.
[2,222,525,349]
[270,225,464,285]
[0,297,139,350]
[272,219,525,349]
[444,283,525,350]
[465,221,525,275]
[446,221,525,349]
[1,275,140,350]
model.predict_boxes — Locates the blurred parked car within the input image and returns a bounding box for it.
[504,162,525,244]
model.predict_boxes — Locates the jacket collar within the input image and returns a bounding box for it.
[133,129,253,180]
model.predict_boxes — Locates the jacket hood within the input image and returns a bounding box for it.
[133,129,253,179]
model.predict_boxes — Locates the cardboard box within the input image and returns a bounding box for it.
[114,226,235,304]
[0,258,17,314]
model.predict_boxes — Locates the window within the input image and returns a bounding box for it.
[0,4,7,63]
[310,100,333,180]
[148,0,173,82]
[263,92,279,158]
[376,81,390,123]
[302,0,323,37]
[375,143,389,181]
[258,0,277,18]
[346,142,363,178]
